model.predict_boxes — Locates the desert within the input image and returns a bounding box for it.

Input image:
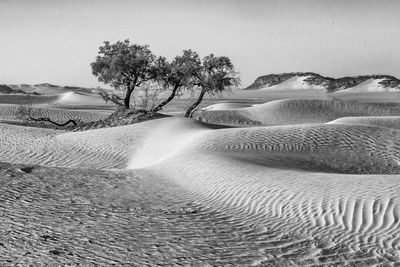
[1,73,400,266]
[2,1,400,266]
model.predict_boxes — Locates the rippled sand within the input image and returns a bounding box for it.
[1,98,400,265]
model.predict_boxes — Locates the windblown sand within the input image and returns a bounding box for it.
[194,99,400,126]
[1,98,400,265]
[0,104,110,124]
[328,116,400,130]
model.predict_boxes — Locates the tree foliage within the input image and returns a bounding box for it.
[91,39,158,108]
[152,50,202,112]
[184,54,240,117]
[91,39,240,117]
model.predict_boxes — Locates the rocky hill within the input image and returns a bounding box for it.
[246,73,400,92]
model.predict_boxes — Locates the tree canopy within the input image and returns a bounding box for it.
[152,50,202,112]
[91,39,240,116]
[184,54,240,117]
[91,39,158,108]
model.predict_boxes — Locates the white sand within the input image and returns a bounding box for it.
[328,116,400,130]
[202,102,253,111]
[197,98,400,126]
[340,78,399,93]
[0,103,109,123]
[1,97,400,263]
[260,75,326,90]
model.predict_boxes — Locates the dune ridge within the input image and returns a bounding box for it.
[123,118,400,262]
[246,72,400,92]
[149,153,400,262]
[195,98,400,126]
[1,114,400,263]
[1,117,399,175]
[328,116,400,130]
[0,104,109,123]
[259,75,326,90]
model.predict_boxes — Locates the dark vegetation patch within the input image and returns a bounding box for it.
[68,109,170,131]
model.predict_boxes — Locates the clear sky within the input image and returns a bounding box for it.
[1,0,399,88]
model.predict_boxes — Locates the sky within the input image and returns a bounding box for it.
[0,0,399,88]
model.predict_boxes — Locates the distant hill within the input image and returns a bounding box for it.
[246,72,400,92]
[0,84,26,94]
[7,83,98,95]
[34,83,59,87]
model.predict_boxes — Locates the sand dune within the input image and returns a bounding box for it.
[0,104,109,123]
[0,92,103,106]
[1,114,400,264]
[2,116,399,172]
[149,154,400,263]
[0,94,60,105]
[195,98,400,126]
[260,75,326,90]
[125,118,400,174]
[4,84,108,106]
[9,83,95,95]
[340,78,399,93]
[125,118,400,263]
[202,102,253,110]
[223,88,329,102]
[54,91,107,106]
[329,116,400,130]
[330,91,400,102]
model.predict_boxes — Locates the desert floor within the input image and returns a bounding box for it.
[0,88,400,266]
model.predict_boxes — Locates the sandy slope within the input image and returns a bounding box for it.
[2,84,107,106]
[195,98,400,126]
[1,110,400,264]
[340,78,399,93]
[0,104,110,123]
[54,92,106,106]
[2,163,282,266]
[0,94,61,105]
[260,75,326,90]
[126,118,400,264]
[329,116,400,130]
[202,102,253,110]
[223,88,330,102]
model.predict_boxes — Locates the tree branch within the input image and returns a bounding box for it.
[29,117,77,127]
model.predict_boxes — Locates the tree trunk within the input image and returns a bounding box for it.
[152,84,180,113]
[30,117,77,127]
[124,85,135,109]
[185,88,206,118]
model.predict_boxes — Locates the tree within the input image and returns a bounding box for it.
[184,54,240,117]
[91,39,158,109]
[152,50,202,113]
[132,82,163,111]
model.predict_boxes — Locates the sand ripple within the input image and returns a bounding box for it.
[329,116,400,130]
[1,117,400,264]
[0,104,108,123]
[195,99,400,126]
